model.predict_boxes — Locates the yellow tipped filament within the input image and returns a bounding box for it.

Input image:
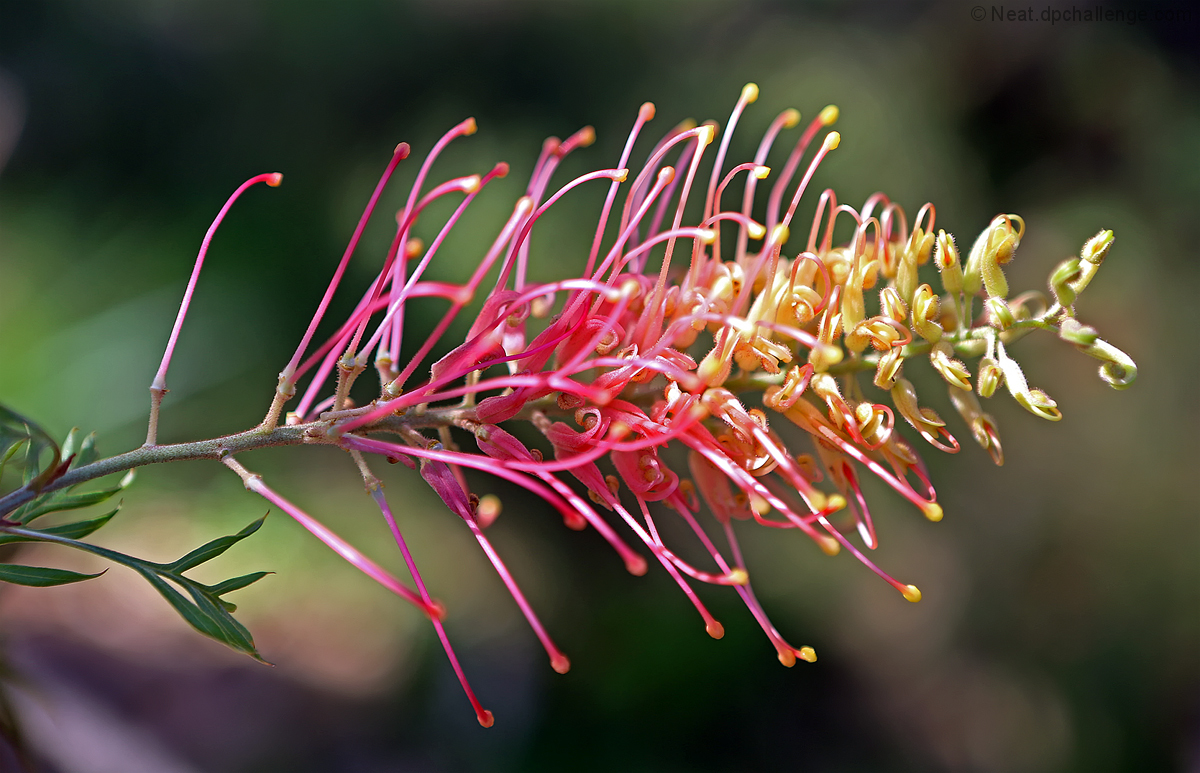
[902,584,923,602]
[741,82,760,103]
[819,104,840,125]
[798,646,817,663]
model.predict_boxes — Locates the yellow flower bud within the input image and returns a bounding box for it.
[911,284,943,343]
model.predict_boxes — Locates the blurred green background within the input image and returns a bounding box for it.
[0,1,1197,771]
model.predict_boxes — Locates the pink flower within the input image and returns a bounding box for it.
[169,83,1134,726]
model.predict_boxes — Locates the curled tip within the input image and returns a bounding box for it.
[782,108,801,128]
[824,131,841,150]
[463,117,478,135]
[819,536,841,556]
[614,168,630,183]
[798,646,817,663]
[462,175,482,194]
[770,224,790,246]
[706,620,725,639]
[826,493,847,512]
[625,554,648,576]
[819,105,840,125]
[699,124,717,145]
[923,502,943,522]
[640,102,656,121]
[394,142,411,158]
[493,162,510,179]
[551,654,571,674]
[266,173,283,187]
[477,709,494,728]
[777,649,796,668]
[747,222,767,240]
[697,228,717,245]
[578,126,596,148]
[727,567,749,586]
[750,495,771,517]
[741,82,760,103]
[753,165,771,180]
[902,584,922,603]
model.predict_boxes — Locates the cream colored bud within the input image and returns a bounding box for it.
[1081,229,1114,264]
[935,230,963,295]
[911,284,943,343]
[874,347,904,390]
[976,357,1004,398]
[879,287,909,322]
[930,344,972,391]
[985,296,1015,330]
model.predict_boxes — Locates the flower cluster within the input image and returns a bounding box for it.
[147,85,1135,727]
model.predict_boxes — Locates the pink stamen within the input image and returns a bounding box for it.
[281,144,409,385]
[224,459,437,618]
[149,172,282,443]
[388,119,478,363]
[369,488,492,727]
[586,102,655,277]
[766,109,837,233]
[738,107,799,262]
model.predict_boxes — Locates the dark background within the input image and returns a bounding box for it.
[0,1,1197,771]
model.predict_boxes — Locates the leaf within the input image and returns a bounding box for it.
[73,432,99,469]
[207,571,271,597]
[0,404,60,493]
[15,470,135,524]
[0,508,120,546]
[0,517,270,661]
[0,564,105,587]
[162,514,266,573]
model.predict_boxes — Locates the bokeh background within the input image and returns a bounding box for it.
[0,1,1197,771]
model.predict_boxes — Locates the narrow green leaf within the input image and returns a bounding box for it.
[0,564,104,587]
[162,515,266,573]
[17,472,134,524]
[60,429,80,463]
[136,569,227,641]
[207,571,271,597]
[0,509,120,546]
[73,433,99,469]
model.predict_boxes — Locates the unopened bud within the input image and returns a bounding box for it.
[1058,318,1099,346]
[1081,229,1114,264]
[976,357,1004,398]
[911,284,942,343]
[985,296,1015,330]
[935,230,963,295]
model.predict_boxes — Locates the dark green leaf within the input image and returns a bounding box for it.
[0,508,120,546]
[0,564,104,587]
[16,470,135,524]
[207,571,271,597]
[162,514,266,573]
[0,517,268,661]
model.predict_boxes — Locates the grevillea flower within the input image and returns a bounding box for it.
[153,83,1136,727]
